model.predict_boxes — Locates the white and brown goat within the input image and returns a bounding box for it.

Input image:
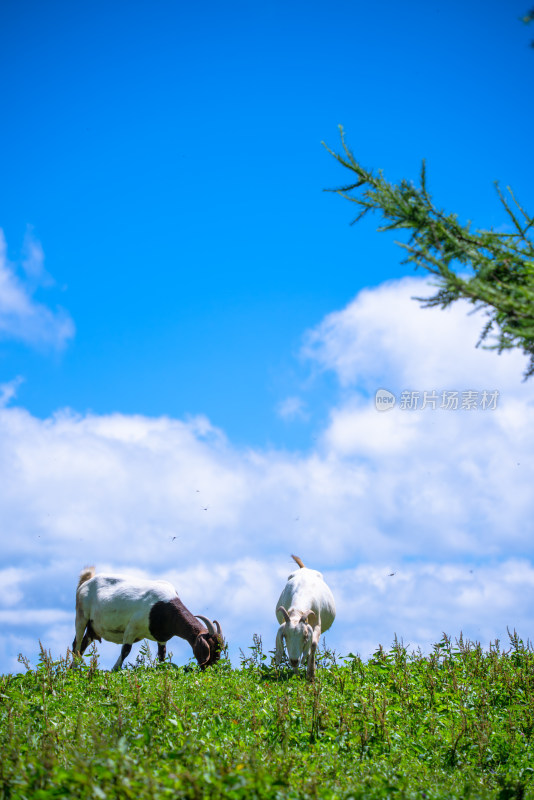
[72,567,224,670]
[275,555,336,680]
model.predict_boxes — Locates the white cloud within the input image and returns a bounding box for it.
[0,566,27,607]
[0,229,74,350]
[304,278,534,563]
[0,609,72,626]
[330,558,534,659]
[0,276,533,673]
[0,376,24,408]
[277,396,309,421]
[21,228,53,288]
[303,276,530,390]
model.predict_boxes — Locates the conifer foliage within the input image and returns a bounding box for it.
[323,127,534,378]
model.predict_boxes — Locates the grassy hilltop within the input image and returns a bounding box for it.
[1,633,534,800]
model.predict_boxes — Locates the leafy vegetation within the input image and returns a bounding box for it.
[2,632,534,799]
[323,128,534,378]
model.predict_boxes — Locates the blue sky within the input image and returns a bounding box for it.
[1,0,534,673]
[1,0,532,448]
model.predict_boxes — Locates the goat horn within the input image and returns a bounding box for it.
[196,615,216,636]
[213,619,223,638]
[277,605,291,624]
[300,609,313,624]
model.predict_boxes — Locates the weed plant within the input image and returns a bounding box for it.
[1,631,534,799]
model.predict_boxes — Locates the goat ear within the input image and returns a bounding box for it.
[193,633,210,666]
[275,625,285,665]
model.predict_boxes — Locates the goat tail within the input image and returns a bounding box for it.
[291,554,306,569]
[77,566,95,590]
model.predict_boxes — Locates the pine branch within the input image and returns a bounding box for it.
[323,126,534,379]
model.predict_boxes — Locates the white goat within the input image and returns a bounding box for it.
[72,567,224,671]
[275,554,336,680]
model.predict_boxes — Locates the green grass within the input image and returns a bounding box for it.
[1,632,534,799]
